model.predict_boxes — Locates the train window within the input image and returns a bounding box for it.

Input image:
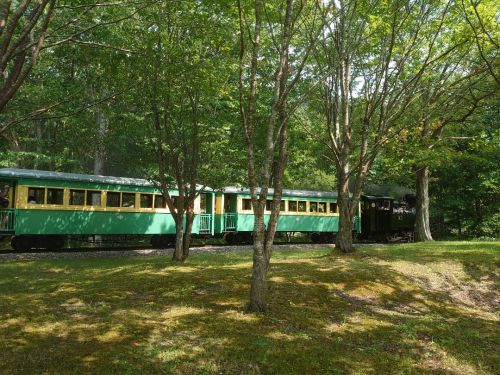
[122,193,136,208]
[242,198,252,211]
[310,202,318,213]
[298,201,306,212]
[27,187,45,204]
[382,200,391,210]
[154,195,165,208]
[140,194,153,208]
[200,194,207,213]
[266,200,273,211]
[330,202,338,213]
[288,201,297,212]
[223,196,231,212]
[280,200,285,211]
[47,188,64,205]
[106,192,120,207]
[70,190,85,205]
[318,202,326,213]
[87,191,102,207]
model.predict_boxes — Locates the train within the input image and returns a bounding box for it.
[359,194,416,242]
[0,168,414,251]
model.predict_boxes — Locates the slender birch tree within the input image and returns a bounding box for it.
[382,0,498,241]
[314,0,464,251]
[409,0,499,241]
[137,0,233,262]
[238,0,324,312]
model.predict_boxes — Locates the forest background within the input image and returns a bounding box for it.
[0,0,498,243]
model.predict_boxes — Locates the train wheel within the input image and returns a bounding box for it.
[47,235,64,250]
[33,235,51,249]
[236,232,252,244]
[163,235,175,247]
[325,233,336,243]
[151,235,174,248]
[407,231,415,243]
[385,233,399,243]
[11,236,32,252]
[310,233,322,243]
[151,235,161,248]
[224,232,238,245]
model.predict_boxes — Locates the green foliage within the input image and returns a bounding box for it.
[0,0,497,233]
[0,1,144,173]
[430,106,500,239]
[285,112,336,190]
[374,98,500,239]
[120,0,239,189]
[478,212,500,239]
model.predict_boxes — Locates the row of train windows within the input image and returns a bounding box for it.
[27,188,177,209]
[242,199,338,213]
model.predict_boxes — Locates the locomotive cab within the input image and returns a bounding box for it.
[361,196,394,240]
[360,195,415,242]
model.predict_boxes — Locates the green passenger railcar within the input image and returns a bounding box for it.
[0,169,215,251]
[213,187,362,244]
[0,169,361,251]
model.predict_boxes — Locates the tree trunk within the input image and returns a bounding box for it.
[172,216,184,262]
[182,210,195,261]
[415,166,433,241]
[437,213,445,237]
[248,214,268,312]
[34,118,43,170]
[457,213,462,239]
[94,107,107,175]
[474,198,482,224]
[92,87,108,175]
[336,176,355,252]
[248,249,268,312]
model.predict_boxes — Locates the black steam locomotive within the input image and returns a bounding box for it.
[359,194,416,242]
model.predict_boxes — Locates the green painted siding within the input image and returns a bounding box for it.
[14,209,204,235]
[354,215,362,233]
[218,213,362,233]
[214,214,224,233]
[234,213,339,232]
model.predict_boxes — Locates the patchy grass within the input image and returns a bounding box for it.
[0,241,498,375]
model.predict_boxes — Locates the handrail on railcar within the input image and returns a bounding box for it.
[0,209,15,232]
[223,213,237,232]
[199,213,213,234]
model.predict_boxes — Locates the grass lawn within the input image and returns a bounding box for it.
[0,242,499,375]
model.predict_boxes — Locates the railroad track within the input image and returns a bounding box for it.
[0,241,322,254]
[0,242,334,261]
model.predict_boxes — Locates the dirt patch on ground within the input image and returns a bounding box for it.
[375,259,500,313]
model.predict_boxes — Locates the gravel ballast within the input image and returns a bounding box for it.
[0,243,336,262]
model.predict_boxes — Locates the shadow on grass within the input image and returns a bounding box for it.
[0,243,498,374]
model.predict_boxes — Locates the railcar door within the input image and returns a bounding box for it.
[223,193,237,232]
[198,192,214,235]
[0,181,16,233]
[223,193,237,213]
